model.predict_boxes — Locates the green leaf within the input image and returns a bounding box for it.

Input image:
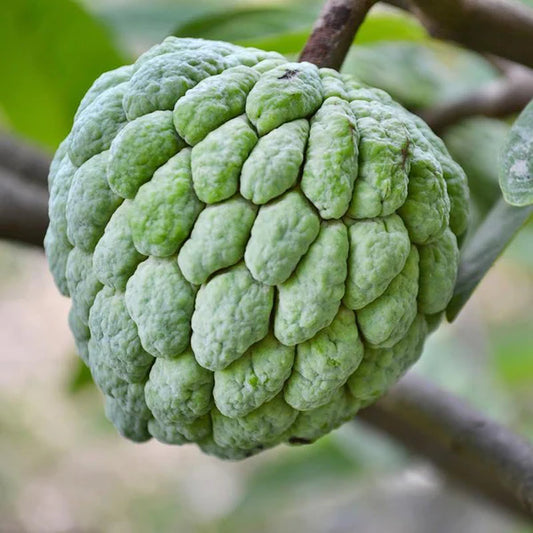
[353,10,427,44]
[0,0,125,148]
[173,7,427,57]
[499,98,533,206]
[173,6,316,44]
[446,198,533,321]
[96,4,217,53]
[236,31,309,55]
[238,11,427,55]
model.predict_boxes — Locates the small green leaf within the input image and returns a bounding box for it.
[447,198,533,321]
[499,98,533,206]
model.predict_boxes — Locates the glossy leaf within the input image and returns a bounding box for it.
[447,198,533,321]
[499,98,533,207]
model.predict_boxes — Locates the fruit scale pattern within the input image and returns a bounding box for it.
[45,37,469,460]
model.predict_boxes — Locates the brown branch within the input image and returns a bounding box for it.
[0,133,51,187]
[0,168,49,247]
[421,63,533,133]
[408,0,533,69]
[299,0,378,69]
[359,374,533,519]
[0,134,50,247]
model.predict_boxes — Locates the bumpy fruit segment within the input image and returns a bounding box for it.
[45,37,469,459]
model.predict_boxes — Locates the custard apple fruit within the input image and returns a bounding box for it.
[45,37,469,460]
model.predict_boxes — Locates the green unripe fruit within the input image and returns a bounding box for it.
[45,37,469,460]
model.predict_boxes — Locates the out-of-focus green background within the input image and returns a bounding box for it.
[1,0,532,531]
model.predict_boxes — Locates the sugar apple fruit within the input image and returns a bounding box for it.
[45,37,469,460]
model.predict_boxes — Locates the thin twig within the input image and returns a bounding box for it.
[0,134,50,247]
[409,0,533,69]
[359,374,533,519]
[0,134,51,187]
[0,167,49,247]
[421,63,533,133]
[299,0,378,69]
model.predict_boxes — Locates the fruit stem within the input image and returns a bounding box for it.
[299,0,378,70]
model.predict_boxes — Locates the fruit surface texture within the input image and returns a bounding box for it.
[46,37,469,459]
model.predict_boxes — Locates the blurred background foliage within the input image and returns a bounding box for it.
[0,0,532,531]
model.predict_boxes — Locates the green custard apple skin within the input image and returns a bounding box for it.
[45,37,469,460]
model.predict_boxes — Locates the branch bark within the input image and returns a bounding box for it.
[0,134,50,247]
[0,134,51,187]
[0,168,49,247]
[299,0,378,69]
[408,0,533,69]
[421,63,533,133]
[359,374,533,519]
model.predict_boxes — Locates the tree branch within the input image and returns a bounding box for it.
[0,134,51,187]
[408,0,533,69]
[359,374,533,519]
[0,168,49,247]
[0,134,50,247]
[421,63,533,133]
[299,0,378,69]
